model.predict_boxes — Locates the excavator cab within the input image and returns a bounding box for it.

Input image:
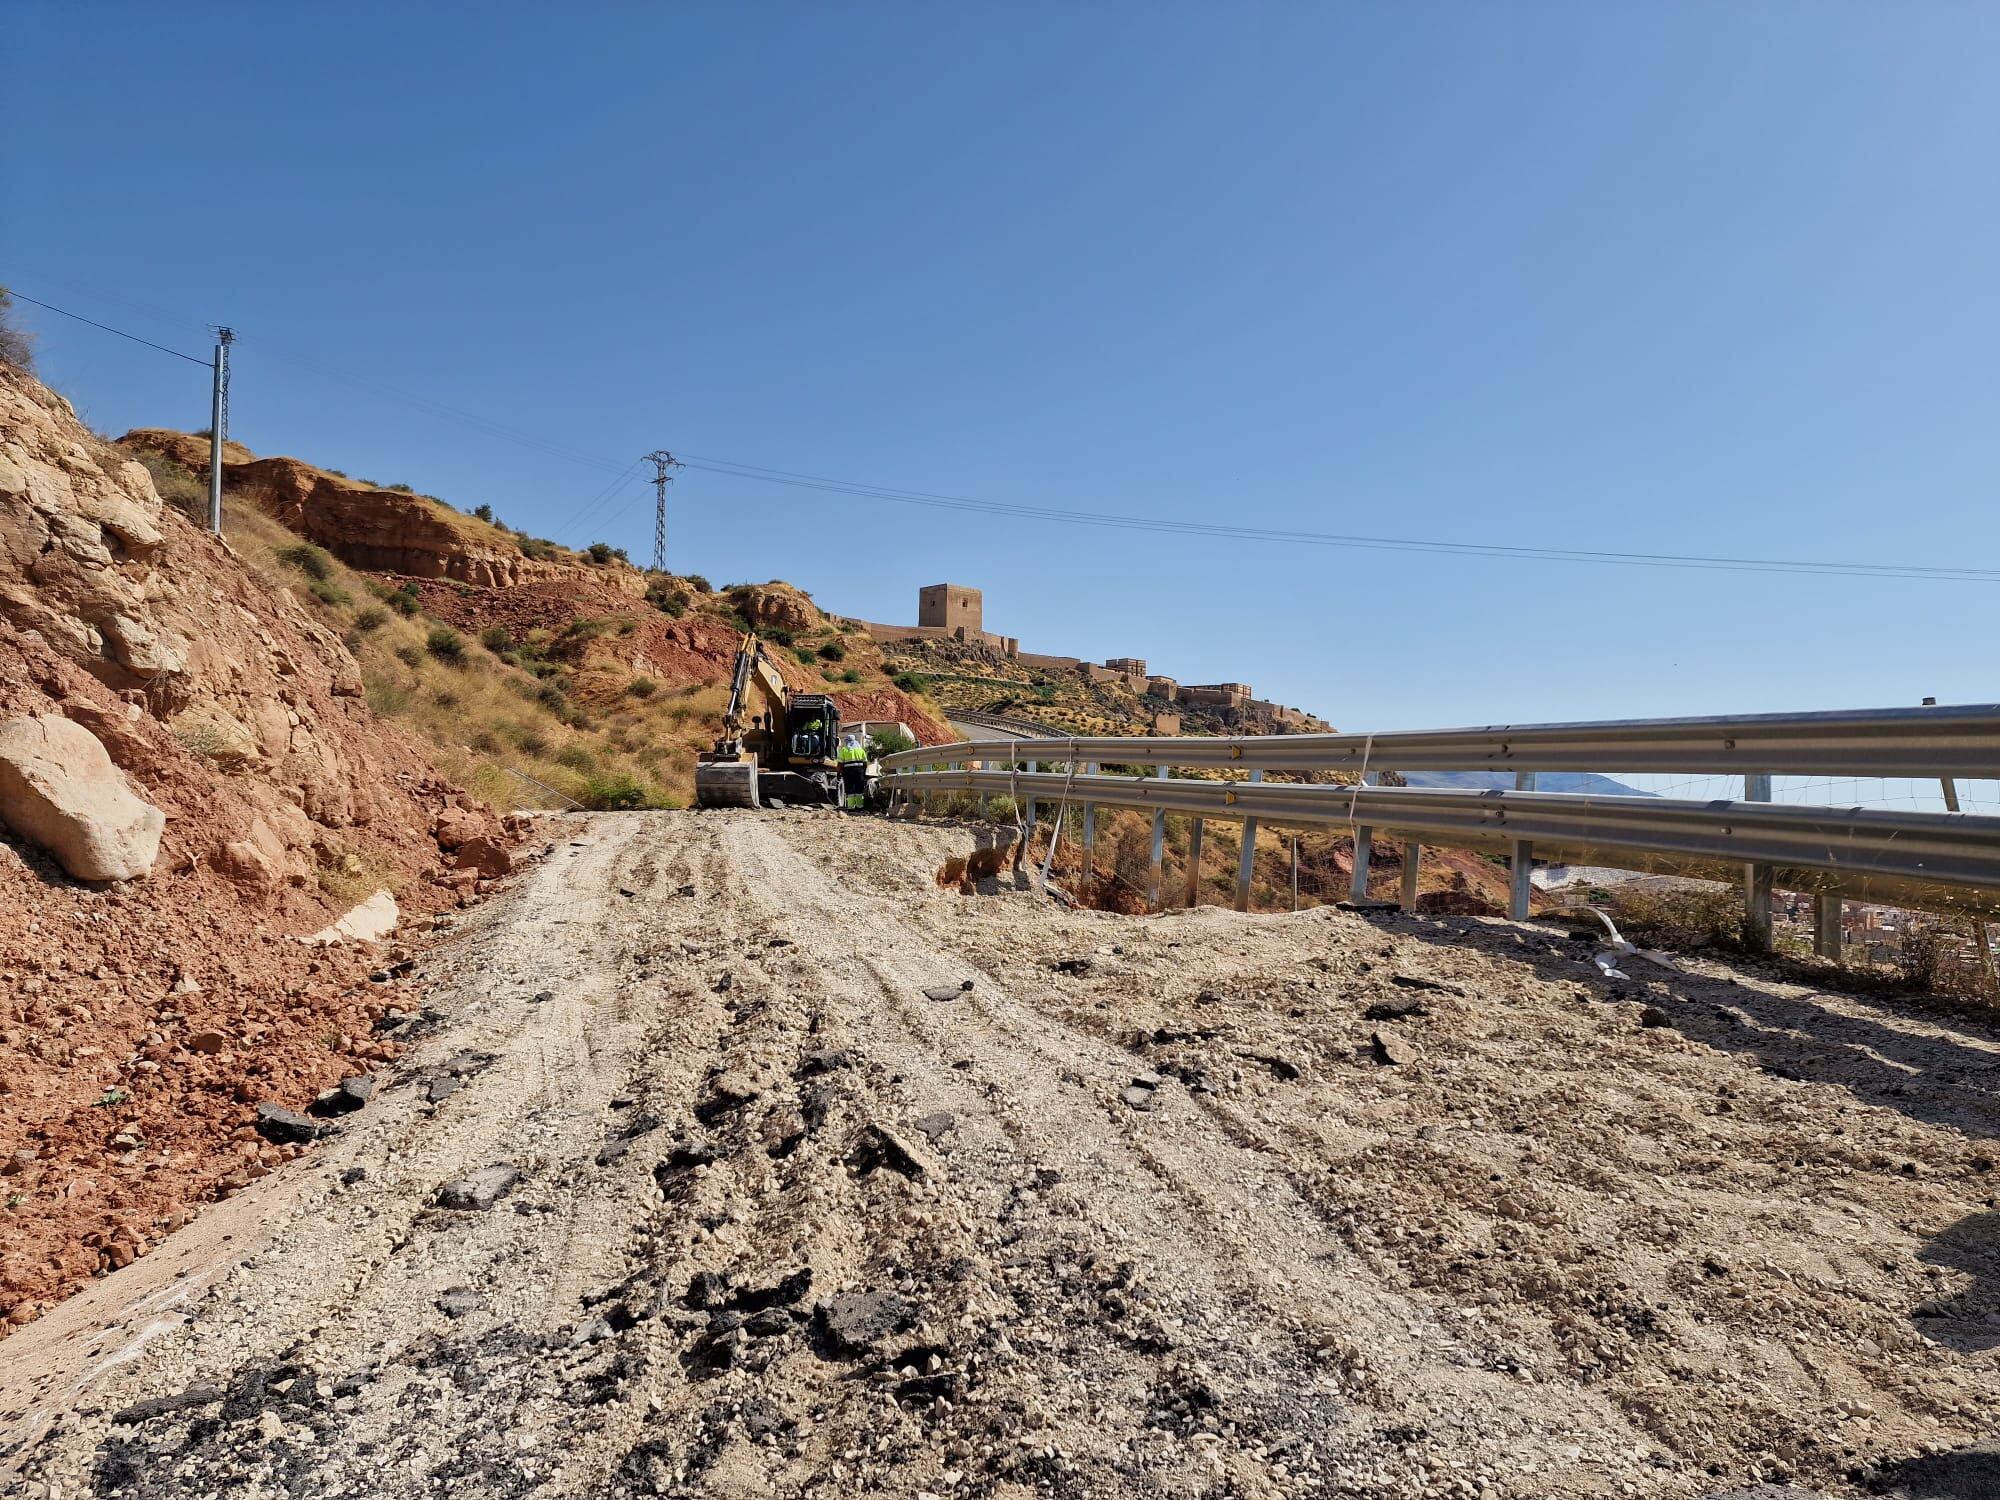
[693,635,846,809]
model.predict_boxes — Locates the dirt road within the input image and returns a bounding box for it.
[5,810,1998,1499]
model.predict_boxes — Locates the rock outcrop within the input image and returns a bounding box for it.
[0,713,165,881]
[120,429,645,595]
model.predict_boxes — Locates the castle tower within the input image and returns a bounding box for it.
[918,584,982,637]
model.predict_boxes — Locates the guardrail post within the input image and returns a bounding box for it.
[1081,764,1096,887]
[1233,769,1263,912]
[1024,760,1038,833]
[1401,840,1422,912]
[1928,720,1999,982]
[1743,773,1773,951]
[1814,893,1842,961]
[1146,765,1169,909]
[1350,826,1373,903]
[1184,817,1204,907]
[1509,772,1536,919]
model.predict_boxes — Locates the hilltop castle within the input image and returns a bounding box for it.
[842,584,1321,729]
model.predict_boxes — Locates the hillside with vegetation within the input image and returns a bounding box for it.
[118,432,953,812]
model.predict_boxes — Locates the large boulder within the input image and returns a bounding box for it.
[0,713,166,881]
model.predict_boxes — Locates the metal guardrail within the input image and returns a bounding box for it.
[881,703,2000,927]
[884,702,2000,778]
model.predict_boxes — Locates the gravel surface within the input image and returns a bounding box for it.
[4,809,1997,1499]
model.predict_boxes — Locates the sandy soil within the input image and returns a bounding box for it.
[4,810,1997,1499]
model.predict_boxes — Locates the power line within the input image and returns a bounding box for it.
[676,455,2000,585]
[5,290,210,366]
[13,283,1998,586]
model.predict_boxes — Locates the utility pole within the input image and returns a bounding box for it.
[206,327,234,535]
[645,450,681,574]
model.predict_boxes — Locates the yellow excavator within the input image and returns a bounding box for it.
[694,633,847,809]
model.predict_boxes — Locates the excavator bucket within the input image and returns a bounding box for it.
[694,759,759,809]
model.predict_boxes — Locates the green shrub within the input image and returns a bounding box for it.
[627,677,658,698]
[869,728,917,759]
[585,541,628,565]
[472,504,494,522]
[765,627,795,647]
[432,688,459,708]
[555,744,596,771]
[518,535,559,560]
[479,625,512,653]
[387,482,415,493]
[425,626,465,664]
[892,672,929,695]
[308,579,351,607]
[817,641,846,662]
[354,606,389,633]
[581,772,666,811]
[470,730,502,754]
[684,574,712,593]
[838,668,862,684]
[646,582,689,617]
[536,682,568,712]
[794,647,816,666]
[393,644,422,667]
[276,543,335,581]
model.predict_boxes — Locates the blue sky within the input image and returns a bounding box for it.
[7,3,1996,730]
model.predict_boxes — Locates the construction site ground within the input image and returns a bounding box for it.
[4,810,1998,1500]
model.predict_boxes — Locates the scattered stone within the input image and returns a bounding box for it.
[425,1076,465,1105]
[714,972,735,994]
[1052,957,1094,976]
[309,889,399,945]
[437,1164,521,1211]
[1363,995,1428,1022]
[911,1111,956,1143]
[436,1289,485,1319]
[617,886,637,898]
[340,1166,368,1186]
[1133,1070,1165,1088]
[1639,1005,1673,1028]
[923,985,963,1002]
[695,1070,760,1123]
[1367,1030,1418,1067]
[848,1122,935,1180]
[184,1029,228,1055]
[1238,1049,1303,1081]
[1194,988,1225,1005]
[253,1103,319,1146]
[815,1289,916,1357]
[1121,1086,1156,1111]
[677,883,697,897]
[0,713,165,882]
[531,989,554,1004]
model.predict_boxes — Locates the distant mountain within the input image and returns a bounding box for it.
[1400,770,1652,797]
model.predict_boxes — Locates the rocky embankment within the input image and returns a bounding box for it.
[0,367,522,1328]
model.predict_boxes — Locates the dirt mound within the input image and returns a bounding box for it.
[2,369,518,1329]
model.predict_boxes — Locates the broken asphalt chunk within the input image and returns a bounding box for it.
[253,1102,319,1146]
[814,1289,916,1358]
[437,1164,521,1211]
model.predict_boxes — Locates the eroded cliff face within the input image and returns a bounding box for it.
[121,429,645,593]
[0,366,522,1324]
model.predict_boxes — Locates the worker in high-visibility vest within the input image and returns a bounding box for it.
[837,732,869,809]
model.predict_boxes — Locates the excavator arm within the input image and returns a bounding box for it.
[695,634,796,808]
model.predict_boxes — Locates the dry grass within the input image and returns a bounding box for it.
[223,497,702,812]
